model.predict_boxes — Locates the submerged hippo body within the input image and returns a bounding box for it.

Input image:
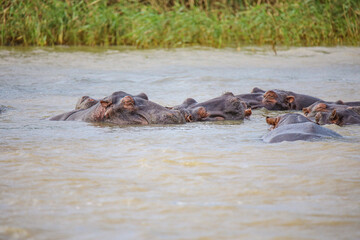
[263,113,341,143]
[262,89,322,110]
[51,91,185,125]
[173,92,251,122]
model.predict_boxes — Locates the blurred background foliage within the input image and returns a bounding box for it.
[1,0,359,47]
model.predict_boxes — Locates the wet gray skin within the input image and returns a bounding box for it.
[263,113,342,143]
[75,96,99,110]
[75,92,148,110]
[173,92,251,122]
[315,108,360,126]
[235,87,265,109]
[50,92,185,125]
[262,89,322,110]
[303,101,360,118]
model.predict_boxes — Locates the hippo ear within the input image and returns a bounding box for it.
[245,108,252,117]
[266,116,279,126]
[224,92,234,96]
[285,96,295,103]
[251,87,265,93]
[329,109,339,122]
[136,93,148,100]
[100,100,112,108]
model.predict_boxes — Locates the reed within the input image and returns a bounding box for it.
[1,0,359,47]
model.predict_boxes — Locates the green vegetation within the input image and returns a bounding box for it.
[1,0,359,48]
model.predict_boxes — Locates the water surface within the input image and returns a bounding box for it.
[1,46,360,240]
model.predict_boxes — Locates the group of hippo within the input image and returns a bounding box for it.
[49,88,360,143]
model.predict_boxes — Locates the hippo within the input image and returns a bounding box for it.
[262,113,341,143]
[302,101,360,125]
[50,91,185,125]
[315,108,360,126]
[302,101,350,118]
[74,92,148,110]
[236,87,265,109]
[335,100,360,106]
[172,92,251,122]
[262,89,322,111]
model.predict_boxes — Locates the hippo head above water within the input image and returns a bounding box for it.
[262,89,321,111]
[266,113,311,129]
[50,91,185,125]
[262,90,296,110]
[315,108,360,126]
[171,92,251,122]
[263,113,342,143]
[302,101,350,118]
[99,95,185,125]
[303,102,327,117]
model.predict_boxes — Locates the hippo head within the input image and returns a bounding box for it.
[303,102,327,117]
[75,96,98,110]
[262,90,295,110]
[101,95,185,125]
[266,113,311,129]
[205,92,248,120]
[315,110,343,126]
[181,106,209,122]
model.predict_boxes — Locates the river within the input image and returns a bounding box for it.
[0,46,359,240]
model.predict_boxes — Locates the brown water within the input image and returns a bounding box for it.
[0,46,360,240]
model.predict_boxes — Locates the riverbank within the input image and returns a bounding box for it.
[1,0,359,48]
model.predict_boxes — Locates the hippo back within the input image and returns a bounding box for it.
[262,122,342,143]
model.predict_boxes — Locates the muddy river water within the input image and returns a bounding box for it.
[0,47,360,240]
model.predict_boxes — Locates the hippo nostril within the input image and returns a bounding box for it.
[185,114,193,122]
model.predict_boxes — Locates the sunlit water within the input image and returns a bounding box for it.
[0,46,360,240]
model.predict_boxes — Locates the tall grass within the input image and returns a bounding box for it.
[1,0,359,47]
